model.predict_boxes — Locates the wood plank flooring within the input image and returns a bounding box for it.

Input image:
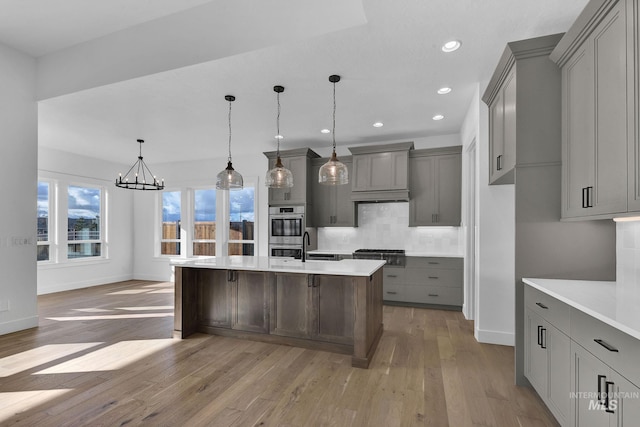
[0,280,558,426]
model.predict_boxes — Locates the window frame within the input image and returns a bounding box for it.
[159,189,183,257]
[227,182,257,256]
[191,186,217,258]
[66,183,106,261]
[37,179,54,263]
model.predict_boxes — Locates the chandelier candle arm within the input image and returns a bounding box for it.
[319,74,349,185]
[115,139,165,190]
[266,85,294,188]
[216,95,244,190]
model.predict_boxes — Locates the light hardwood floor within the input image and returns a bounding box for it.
[0,280,558,426]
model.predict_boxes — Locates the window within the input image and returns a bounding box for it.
[161,191,181,255]
[229,186,255,256]
[193,188,216,256]
[67,185,102,259]
[37,181,50,261]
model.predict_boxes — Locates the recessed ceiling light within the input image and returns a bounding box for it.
[432,114,445,121]
[275,134,284,139]
[373,122,384,128]
[442,40,461,53]
[321,129,331,134]
[437,87,452,95]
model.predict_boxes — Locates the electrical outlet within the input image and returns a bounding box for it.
[0,299,9,312]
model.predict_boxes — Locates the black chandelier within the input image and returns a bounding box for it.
[115,139,164,190]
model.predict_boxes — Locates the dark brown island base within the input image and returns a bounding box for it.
[172,256,385,368]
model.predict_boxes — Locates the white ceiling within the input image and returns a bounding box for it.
[0,0,589,166]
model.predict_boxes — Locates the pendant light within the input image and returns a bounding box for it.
[265,85,294,188]
[115,139,164,190]
[318,75,349,185]
[216,95,243,190]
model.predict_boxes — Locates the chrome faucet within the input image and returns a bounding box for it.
[302,231,311,262]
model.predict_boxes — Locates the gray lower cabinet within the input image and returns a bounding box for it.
[551,0,630,219]
[409,147,462,227]
[524,283,640,426]
[383,257,463,308]
[310,157,356,227]
[572,343,640,427]
[270,272,354,345]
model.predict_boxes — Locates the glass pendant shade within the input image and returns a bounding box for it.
[266,156,293,188]
[216,95,243,190]
[319,151,349,185]
[266,85,294,189]
[216,161,243,190]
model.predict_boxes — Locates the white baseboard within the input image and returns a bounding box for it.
[38,273,134,295]
[0,315,38,336]
[474,328,514,346]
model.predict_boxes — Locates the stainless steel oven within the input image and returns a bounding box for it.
[269,206,305,245]
[269,244,303,259]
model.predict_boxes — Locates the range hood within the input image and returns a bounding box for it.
[348,142,413,202]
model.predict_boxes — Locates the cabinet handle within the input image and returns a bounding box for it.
[537,325,543,346]
[594,339,619,352]
[582,187,587,208]
[386,291,398,295]
[597,375,607,403]
[587,186,593,208]
[541,327,546,349]
[436,213,439,223]
[428,262,439,265]
[428,276,439,279]
[386,275,398,278]
[497,155,503,171]
[428,293,439,297]
[535,302,548,309]
[605,381,615,413]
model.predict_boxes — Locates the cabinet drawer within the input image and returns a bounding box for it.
[405,268,462,288]
[524,285,570,334]
[383,267,405,285]
[406,257,463,270]
[571,308,640,387]
[415,286,462,306]
[382,284,407,301]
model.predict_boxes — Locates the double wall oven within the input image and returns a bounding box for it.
[269,206,305,259]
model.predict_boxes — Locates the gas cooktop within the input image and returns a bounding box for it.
[353,249,405,254]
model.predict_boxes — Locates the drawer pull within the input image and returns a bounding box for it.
[594,339,619,352]
[428,262,439,265]
[386,275,398,278]
[535,302,548,309]
[428,276,439,279]
[605,381,615,414]
[428,293,439,297]
[386,291,398,295]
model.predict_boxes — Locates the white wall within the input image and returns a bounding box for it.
[133,152,269,281]
[461,82,516,346]
[37,147,134,294]
[616,221,640,299]
[0,42,38,334]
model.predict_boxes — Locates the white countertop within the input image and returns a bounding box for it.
[523,278,640,341]
[171,256,386,277]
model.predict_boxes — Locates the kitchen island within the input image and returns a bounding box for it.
[172,256,385,368]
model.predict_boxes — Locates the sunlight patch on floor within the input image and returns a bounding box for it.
[148,289,174,294]
[142,283,173,288]
[0,389,73,422]
[72,308,113,313]
[34,339,176,374]
[114,306,173,311]
[46,313,174,322]
[0,343,102,377]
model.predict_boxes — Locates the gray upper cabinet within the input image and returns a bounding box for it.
[311,157,357,227]
[263,148,320,206]
[487,68,516,185]
[409,147,462,227]
[551,0,633,220]
[483,34,564,186]
[348,142,414,202]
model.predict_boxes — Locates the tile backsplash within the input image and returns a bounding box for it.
[617,221,640,285]
[317,202,463,255]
